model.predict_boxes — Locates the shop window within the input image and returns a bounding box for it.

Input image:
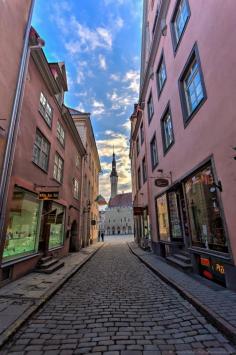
[161,106,174,153]
[48,202,65,249]
[184,164,228,253]
[168,192,182,238]
[53,153,64,183]
[39,92,53,127]
[57,121,65,146]
[179,44,207,124]
[3,188,41,261]
[171,0,191,52]
[150,134,158,170]
[156,53,167,96]
[147,92,154,123]
[33,130,50,172]
[156,194,170,241]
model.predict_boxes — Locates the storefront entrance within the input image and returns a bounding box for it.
[38,201,65,254]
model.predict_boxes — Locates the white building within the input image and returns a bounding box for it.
[103,153,134,236]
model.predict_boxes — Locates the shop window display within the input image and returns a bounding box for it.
[48,202,65,249]
[156,194,170,241]
[3,188,41,261]
[168,192,182,238]
[184,165,228,253]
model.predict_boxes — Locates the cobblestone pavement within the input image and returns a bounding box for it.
[1,242,236,355]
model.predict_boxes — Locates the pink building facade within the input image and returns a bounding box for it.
[0,29,86,283]
[130,0,236,289]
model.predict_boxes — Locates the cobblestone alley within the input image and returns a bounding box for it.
[1,241,236,355]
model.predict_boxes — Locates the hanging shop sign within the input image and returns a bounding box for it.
[133,207,144,215]
[155,178,169,187]
[91,220,96,225]
[38,191,59,200]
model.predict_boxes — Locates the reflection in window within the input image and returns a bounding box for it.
[184,59,204,115]
[156,194,170,241]
[48,203,65,249]
[174,0,189,42]
[3,188,41,261]
[185,165,228,253]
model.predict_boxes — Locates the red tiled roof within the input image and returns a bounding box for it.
[108,193,132,208]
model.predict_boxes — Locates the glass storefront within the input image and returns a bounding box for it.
[156,194,170,241]
[184,164,228,253]
[168,192,182,239]
[3,188,41,261]
[48,202,65,249]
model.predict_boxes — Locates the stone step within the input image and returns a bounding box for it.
[174,253,192,264]
[38,258,59,269]
[35,261,64,274]
[166,256,193,270]
[38,256,52,264]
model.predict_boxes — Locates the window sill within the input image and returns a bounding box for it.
[2,252,41,267]
[188,247,231,262]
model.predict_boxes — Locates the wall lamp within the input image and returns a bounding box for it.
[210,181,223,193]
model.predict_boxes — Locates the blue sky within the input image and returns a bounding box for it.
[32,0,143,199]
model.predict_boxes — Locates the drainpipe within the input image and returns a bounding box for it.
[0,0,36,246]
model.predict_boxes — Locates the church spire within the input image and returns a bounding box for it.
[110,150,118,198]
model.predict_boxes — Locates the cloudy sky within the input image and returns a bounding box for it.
[32,0,143,200]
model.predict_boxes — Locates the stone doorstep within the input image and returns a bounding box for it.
[128,242,236,346]
[0,243,104,349]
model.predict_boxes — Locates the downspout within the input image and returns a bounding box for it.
[0,0,35,245]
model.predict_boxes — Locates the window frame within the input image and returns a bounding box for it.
[156,51,167,98]
[150,133,158,171]
[53,152,64,183]
[178,43,207,127]
[142,156,147,183]
[147,92,154,123]
[137,167,142,190]
[73,178,80,200]
[136,136,140,156]
[39,92,53,128]
[140,122,144,145]
[57,121,65,147]
[32,129,50,172]
[170,0,191,54]
[161,103,175,155]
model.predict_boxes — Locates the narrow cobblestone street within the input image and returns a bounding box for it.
[2,241,236,355]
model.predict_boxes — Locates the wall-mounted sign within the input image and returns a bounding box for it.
[133,207,144,215]
[91,220,96,225]
[38,191,59,200]
[155,178,169,187]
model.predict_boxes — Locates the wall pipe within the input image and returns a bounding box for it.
[0,0,36,246]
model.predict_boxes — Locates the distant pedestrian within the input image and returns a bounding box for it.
[101,232,104,242]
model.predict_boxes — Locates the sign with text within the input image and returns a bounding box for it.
[38,191,59,200]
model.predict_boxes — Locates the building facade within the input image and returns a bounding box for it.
[130,0,236,289]
[69,109,101,246]
[0,28,86,283]
[103,153,134,236]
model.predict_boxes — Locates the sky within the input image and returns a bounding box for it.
[32,0,143,201]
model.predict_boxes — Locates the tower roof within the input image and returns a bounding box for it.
[110,152,118,177]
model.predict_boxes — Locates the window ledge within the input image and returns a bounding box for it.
[188,247,231,262]
[2,252,41,267]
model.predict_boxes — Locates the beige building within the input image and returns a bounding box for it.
[103,153,134,236]
[69,109,101,246]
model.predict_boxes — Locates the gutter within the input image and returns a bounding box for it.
[0,1,36,245]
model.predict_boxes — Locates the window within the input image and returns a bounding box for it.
[136,136,140,156]
[73,178,79,199]
[48,202,65,249]
[147,93,154,122]
[140,122,144,145]
[179,44,206,124]
[53,153,64,183]
[142,157,147,183]
[161,106,174,153]
[171,0,190,51]
[57,121,65,146]
[39,92,53,127]
[184,164,228,253]
[3,188,41,261]
[75,154,80,168]
[33,130,50,171]
[157,53,167,96]
[150,135,158,169]
[152,7,159,35]
[156,194,170,241]
[137,167,141,190]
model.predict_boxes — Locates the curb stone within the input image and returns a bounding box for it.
[0,243,104,349]
[128,242,236,346]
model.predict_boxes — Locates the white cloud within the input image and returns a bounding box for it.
[75,103,85,112]
[110,73,120,81]
[122,119,131,132]
[92,100,105,116]
[99,54,107,70]
[123,70,140,94]
[115,17,124,29]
